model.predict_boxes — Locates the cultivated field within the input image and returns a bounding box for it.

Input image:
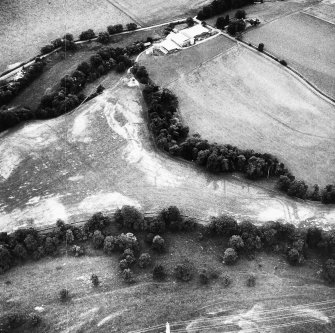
[244,12,335,99]
[1,232,334,332]
[142,36,335,187]
[0,0,133,72]
[0,74,334,232]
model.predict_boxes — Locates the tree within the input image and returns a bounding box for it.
[229,235,244,251]
[91,274,100,287]
[24,234,38,252]
[223,248,238,265]
[84,212,110,233]
[44,237,57,255]
[77,61,91,75]
[107,24,123,34]
[0,245,12,274]
[287,180,308,199]
[116,233,139,252]
[13,243,28,260]
[90,55,103,69]
[126,23,137,31]
[119,259,129,270]
[227,20,246,35]
[246,156,266,179]
[59,289,69,302]
[258,43,264,52]
[175,262,193,282]
[208,215,239,237]
[139,253,152,268]
[186,17,195,27]
[153,264,166,280]
[121,249,136,266]
[323,259,335,283]
[63,33,74,41]
[116,62,126,73]
[97,32,110,44]
[65,230,74,245]
[122,268,134,283]
[117,205,144,230]
[235,10,246,19]
[160,206,183,231]
[92,230,104,249]
[152,235,165,252]
[79,29,95,40]
[199,269,210,284]
[71,245,85,257]
[41,44,54,55]
[221,274,231,287]
[103,236,117,255]
[287,248,303,265]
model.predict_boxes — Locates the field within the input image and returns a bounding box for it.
[1,71,334,232]
[1,231,335,332]
[244,12,335,99]
[142,34,335,187]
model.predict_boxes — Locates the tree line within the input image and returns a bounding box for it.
[132,65,335,204]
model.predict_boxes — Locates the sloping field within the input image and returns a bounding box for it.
[163,44,335,186]
[304,1,335,24]
[0,0,133,72]
[244,12,335,99]
[0,74,334,232]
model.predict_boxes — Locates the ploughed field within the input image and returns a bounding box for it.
[141,36,335,187]
[1,232,335,332]
[1,74,334,232]
[244,11,335,99]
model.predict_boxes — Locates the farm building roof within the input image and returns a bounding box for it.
[159,39,180,53]
[181,24,209,39]
[168,32,190,46]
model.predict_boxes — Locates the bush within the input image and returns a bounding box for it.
[71,245,85,257]
[122,268,134,283]
[152,235,165,252]
[199,269,210,284]
[160,206,183,231]
[116,205,144,230]
[139,253,151,268]
[79,29,96,40]
[258,43,264,52]
[246,274,256,287]
[121,248,136,266]
[235,10,246,19]
[84,212,110,233]
[287,248,303,265]
[221,274,232,287]
[24,234,38,252]
[229,235,244,251]
[227,20,246,35]
[119,259,129,270]
[63,33,74,41]
[223,248,238,265]
[107,24,123,35]
[153,264,166,280]
[175,262,193,282]
[0,245,13,274]
[41,44,55,55]
[208,215,238,237]
[186,17,195,27]
[65,230,74,244]
[116,233,139,252]
[126,23,137,31]
[280,59,288,66]
[91,274,100,287]
[13,243,28,260]
[92,230,104,249]
[59,289,70,302]
[145,233,155,244]
[323,259,335,283]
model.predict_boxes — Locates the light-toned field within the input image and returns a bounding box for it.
[244,12,335,99]
[1,73,334,232]
[0,0,133,72]
[161,44,335,187]
[1,232,334,332]
[304,1,335,24]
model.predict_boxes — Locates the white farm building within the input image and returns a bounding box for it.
[181,24,211,41]
[168,32,190,47]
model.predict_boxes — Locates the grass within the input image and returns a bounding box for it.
[244,12,335,99]
[142,34,335,187]
[1,231,335,332]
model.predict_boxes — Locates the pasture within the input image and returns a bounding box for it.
[1,231,334,332]
[244,12,335,99]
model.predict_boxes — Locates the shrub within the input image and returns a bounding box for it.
[71,245,85,257]
[246,274,256,287]
[287,248,303,265]
[216,16,227,29]
[126,23,137,31]
[0,245,13,274]
[152,235,165,252]
[92,230,104,249]
[223,248,238,265]
[153,264,166,280]
[160,206,183,231]
[41,44,55,54]
[175,262,193,282]
[119,259,129,270]
[116,233,139,252]
[116,205,144,230]
[145,233,155,244]
[323,259,335,283]
[116,62,126,73]
[186,17,195,27]
[59,289,70,302]
[208,215,238,237]
[107,24,123,35]
[280,60,288,66]
[121,249,136,266]
[91,274,100,287]
[79,29,96,40]
[65,230,74,244]
[51,38,63,48]
[24,234,38,252]
[63,33,74,41]
[258,43,264,52]
[122,268,134,283]
[227,20,246,35]
[235,10,246,19]
[229,235,245,251]
[221,274,232,287]
[139,253,151,268]
[13,243,28,260]
[84,212,110,233]
[199,269,210,284]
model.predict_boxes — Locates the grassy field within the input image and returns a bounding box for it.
[0,0,134,72]
[303,1,335,24]
[244,12,335,99]
[1,72,334,232]
[1,231,335,332]
[142,35,335,187]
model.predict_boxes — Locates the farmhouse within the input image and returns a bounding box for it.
[157,39,180,54]
[181,24,211,42]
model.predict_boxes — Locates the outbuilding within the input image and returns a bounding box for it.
[168,32,190,47]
